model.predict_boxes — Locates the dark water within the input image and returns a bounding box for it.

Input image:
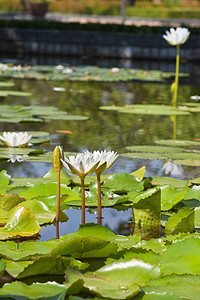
[0,62,200,240]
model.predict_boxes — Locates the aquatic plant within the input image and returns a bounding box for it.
[62,152,99,224]
[52,145,63,228]
[93,150,119,224]
[0,132,32,148]
[163,27,190,106]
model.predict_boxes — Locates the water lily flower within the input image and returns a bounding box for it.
[190,95,200,101]
[62,152,99,224]
[8,154,28,163]
[162,160,183,177]
[163,27,190,106]
[62,152,99,179]
[163,27,190,46]
[0,132,32,147]
[93,150,119,224]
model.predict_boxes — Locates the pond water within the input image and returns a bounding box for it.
[0,67,200,240]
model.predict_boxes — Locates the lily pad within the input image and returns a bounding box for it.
[100,104,190,115]
[165,208,195,235]
[66,267,140,300]
[160,237,200,275]
[0,281,69,300]
[0,206,40,240]
[143,274,200,300]
[155,139,200,147]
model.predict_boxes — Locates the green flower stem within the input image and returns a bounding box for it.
[173,44,180,106]
[56,170,61,223]
[81,176,86,224]
[97,172,102,225]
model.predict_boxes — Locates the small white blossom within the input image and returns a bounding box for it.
[0,132,32,148]
[62,68,72,74]
[62,151,99,178]
[190,95,200,101]
[111,67,119,73]
[162,160,183,177]
[163,27,190,46]
[93,150,119,174]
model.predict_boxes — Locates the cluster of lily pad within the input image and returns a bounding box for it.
[0,63,174,83]
[0,166,200,298]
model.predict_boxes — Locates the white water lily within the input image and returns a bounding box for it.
[190,95,200,101]
[162,160,183,177]
[0,132,32,147]
[62,151,99,178]
[62,151,100,224]
[93,150,119,174]
[163,27,190,106]
[163,27,190,46]
[92,150,119,225]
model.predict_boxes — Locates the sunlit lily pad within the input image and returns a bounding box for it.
[60,223,141,250]
[160,184,188,211]
[143,274,200,300]
[160,237,200,275]
[100,104,190,115]
[0,240,57,261]
[0,104,89,123]
[155,139,200,147]
[165,208,195,235]
[0,206,40,240]
[66,267,140,300]
[0,81,15,87]
[0,281,69,300]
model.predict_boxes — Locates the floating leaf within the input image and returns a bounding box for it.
[143,274,200,300]
[95,258,160,286]
[19,183,72,200]
[0,240,56,261]
[160,237,200,275]
[0,281,68,300]
[60,223,141,250]
[155,139,200,147]
[103,172,145,192]
[165,208,195,235]
[100,104,190,115]
[66,267,140,300]
[0,206,40,240]
[160,184,188,211]
[50,236,118,259]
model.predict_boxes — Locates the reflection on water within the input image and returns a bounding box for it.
[0,72,200,240]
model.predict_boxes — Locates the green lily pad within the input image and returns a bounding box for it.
[155,139,200,147]
[173,159,200,166]
[143,274,200,300]
[0,261,5,279]
[0,206,40,240]
[100,104,190,115]
[0,239,57,261]
[160,184,188,211]
[0,81,15,87]
[50,236,118,259]
[103,172,145,193]
[0,170,10,185]
[0,281,68,300]
[165,208,195,235]
[160,237,200,275]
[95,258,160,286]
[19,182,73,200]
[60,223,141,250]
[66,267,140,300]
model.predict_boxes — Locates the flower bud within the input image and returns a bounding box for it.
[52,145,63,172]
